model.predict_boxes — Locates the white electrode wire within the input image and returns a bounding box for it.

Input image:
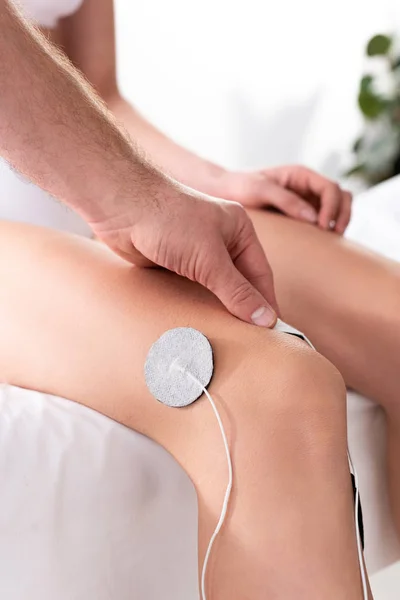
[347,451,369,600]
[184,370,233,600]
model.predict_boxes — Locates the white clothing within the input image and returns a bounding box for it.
[17,0,84,28]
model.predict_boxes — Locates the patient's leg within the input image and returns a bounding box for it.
[249,209,400,410]
[0,221,368,599]
[248,210,400,536]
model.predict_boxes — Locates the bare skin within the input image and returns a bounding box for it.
[0,220,370,599]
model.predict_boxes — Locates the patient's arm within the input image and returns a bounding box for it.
[0,220,369,599]
[60,0,350,232]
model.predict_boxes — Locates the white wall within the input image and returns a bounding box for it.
[115,0,400,179]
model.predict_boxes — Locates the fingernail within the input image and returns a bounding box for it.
[251,306,276,327]
[300,207,317,223]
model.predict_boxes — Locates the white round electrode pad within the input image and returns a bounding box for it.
[144,327,214,408]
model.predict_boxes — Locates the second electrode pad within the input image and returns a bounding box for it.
[144,327,214,408]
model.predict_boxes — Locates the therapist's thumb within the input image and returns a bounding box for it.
[205,249,277,327]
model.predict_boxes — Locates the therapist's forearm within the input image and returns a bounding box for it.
[0,1,168,224]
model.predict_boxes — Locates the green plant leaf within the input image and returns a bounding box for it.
[366,34,392,56]
[345,164,366,177]
[358,90,387,119]
[360,75,373,92]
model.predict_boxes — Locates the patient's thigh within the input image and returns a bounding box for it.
[248,209,400,404]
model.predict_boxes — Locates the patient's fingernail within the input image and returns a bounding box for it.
[300,207,317,222]
[251,306,276,327]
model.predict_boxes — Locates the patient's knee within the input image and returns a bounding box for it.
[281,348,345,419]
[233,337,348,459]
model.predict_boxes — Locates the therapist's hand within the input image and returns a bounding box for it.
[212,165,352,235]
[90,183,278,328]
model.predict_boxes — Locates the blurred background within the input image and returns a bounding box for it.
[115,0,400,188]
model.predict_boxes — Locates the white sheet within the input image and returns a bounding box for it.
[0,158,92,237]
[346,175,400,263]
[0,385,199,600]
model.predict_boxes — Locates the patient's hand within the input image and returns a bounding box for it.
[213,165,352,235]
